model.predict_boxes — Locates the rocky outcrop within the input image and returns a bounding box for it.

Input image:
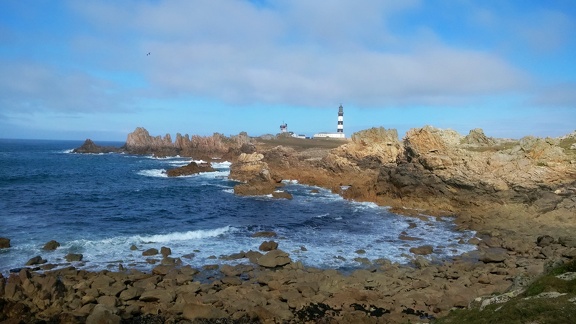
[230,152,282,196]
[232,125,575,239]
[72,139,121,154]
[462,128,496,146]
[323,126,576,238]
[124,127,252,158]
[74,127,253,159]
[124,127,179,156]
[229,153,270,183]
[328,127,404,168]
[165,161,215,177]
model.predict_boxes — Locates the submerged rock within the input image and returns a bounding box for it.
[0,237,10,248]
[65,253,83,262]
[42,240,60,251]
[25,255,47,265]
[165,161,215,177]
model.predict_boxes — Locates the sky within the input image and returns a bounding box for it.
[1,0,575,141]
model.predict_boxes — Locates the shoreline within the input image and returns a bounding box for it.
[1,230,575,323]
[2,126,575,322]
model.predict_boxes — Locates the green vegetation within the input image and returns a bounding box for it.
[257,136,347,152]
[559,137,576,159]
[435,259,576,324]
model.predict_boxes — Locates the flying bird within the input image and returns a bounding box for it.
[147,52,150,56]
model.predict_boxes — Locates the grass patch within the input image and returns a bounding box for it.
[435,259,576,324]
[559,137,576,159]
[436,296,576,324]
[257,137,347,152]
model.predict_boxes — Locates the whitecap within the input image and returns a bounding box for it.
[211,161,232,168]
[196,170,230,179]
[136,226,233,243]
[351,201,380,211]
[136,169,167,178]
[149,155,181,159]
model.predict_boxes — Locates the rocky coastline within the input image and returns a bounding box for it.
[2,126,575,323]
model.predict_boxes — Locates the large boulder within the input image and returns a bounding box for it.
[0,237,10,248]
[86,304,121,324]
[65,253,83,262]
[257,249,292,268]
[182,303,227,320]
[259,241,279,252]
[229,153,271,182]
[409,245,433,255]
[42,240,60,251]
[26,255,47,265]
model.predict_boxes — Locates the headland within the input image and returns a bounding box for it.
[1,126,575,323]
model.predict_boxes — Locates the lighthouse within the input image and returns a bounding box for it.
[337,104,344,134]
[312,105,346,139]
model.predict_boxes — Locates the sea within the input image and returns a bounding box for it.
[0,139,477,275]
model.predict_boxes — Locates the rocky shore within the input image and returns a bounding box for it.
[1,233,574,323]
[2,126,575,323]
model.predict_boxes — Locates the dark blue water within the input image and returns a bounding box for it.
[0,139,476,274]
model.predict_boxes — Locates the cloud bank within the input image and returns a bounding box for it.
[65,0,539,108]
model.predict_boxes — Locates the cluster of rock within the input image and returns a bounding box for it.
[74,127,253,160]
[124,127,252,159]
[238,126,576,239]
[1,232,575,323]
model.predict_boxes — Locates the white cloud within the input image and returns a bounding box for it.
[531,82,576,108]
[1,0,542,117]
[68,0,530,108]
[0,61,135,113]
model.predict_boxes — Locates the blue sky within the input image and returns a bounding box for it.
[1,0,575,141]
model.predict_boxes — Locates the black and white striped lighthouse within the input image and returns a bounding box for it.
[337,104,344,134]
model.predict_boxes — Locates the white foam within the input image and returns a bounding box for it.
[282,179,299,184]
[136,226,233,243]
[166,160,191,166]
[145,155,181,160]
[211,161,232,168]
[137,169,167,178]
[61,149,74,154]
[195,170,230,179]
[352,201,380,210]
